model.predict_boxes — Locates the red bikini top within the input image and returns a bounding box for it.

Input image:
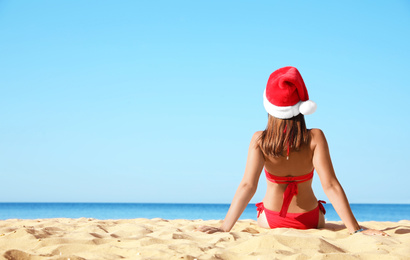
[265,168,314,218]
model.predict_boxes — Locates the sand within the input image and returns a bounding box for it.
[0,218,409,260]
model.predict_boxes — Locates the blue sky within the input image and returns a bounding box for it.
[1,1,409,204]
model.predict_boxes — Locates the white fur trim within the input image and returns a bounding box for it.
[299,100,317,115]
[263,89,302,119]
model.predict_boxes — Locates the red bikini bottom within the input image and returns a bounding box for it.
[256,200,326,229]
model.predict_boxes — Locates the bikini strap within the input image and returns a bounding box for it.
[265,169,314,184]
[264,169,314,218]
[318,200,326,215]
[255,202,264,218]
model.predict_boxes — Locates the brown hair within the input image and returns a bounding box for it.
[257,113,309,158]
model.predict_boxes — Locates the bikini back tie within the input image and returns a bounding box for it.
[265,169,314,217]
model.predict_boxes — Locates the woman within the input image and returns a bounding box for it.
[197,66,387,236]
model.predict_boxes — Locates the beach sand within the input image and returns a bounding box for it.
[0,218,409,260]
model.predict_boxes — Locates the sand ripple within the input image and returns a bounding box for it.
[0,218,409,259]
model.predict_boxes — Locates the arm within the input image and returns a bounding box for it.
[219,132,265,231]
[197,132,265,233]
[312,129,360,233]
[312,129,388,236]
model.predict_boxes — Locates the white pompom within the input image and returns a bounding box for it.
[299,100,317,115]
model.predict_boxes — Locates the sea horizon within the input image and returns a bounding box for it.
[2,202,410,204]
[1,202,409,222]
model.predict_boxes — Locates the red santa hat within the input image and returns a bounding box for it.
[263,66,317,119]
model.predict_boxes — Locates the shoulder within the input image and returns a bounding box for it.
[250,131,263,148]
[252,131,263,140]
[309,128,327,148]
[310,128,325,139]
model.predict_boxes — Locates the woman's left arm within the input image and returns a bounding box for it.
[197,132,265,233]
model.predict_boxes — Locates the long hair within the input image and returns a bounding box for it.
[258,113,309,158]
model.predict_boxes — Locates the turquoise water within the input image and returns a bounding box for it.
[0,203,409,222]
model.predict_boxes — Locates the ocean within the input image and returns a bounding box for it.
[0,203,408,222]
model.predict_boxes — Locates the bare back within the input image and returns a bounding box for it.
[262,129,320,213]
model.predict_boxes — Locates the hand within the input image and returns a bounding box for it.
[361,229,389,237]
[195,225,225,234]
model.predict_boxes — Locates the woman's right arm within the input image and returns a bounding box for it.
[311,129,360,233]
[312,129,388,236]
